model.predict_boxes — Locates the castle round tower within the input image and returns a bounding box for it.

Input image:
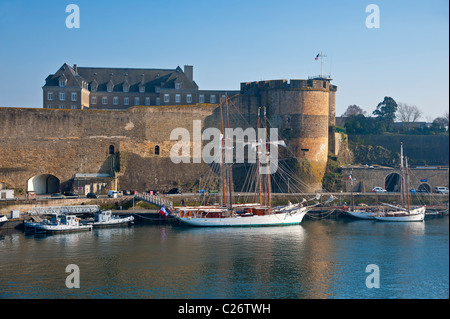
[237,78,337,192]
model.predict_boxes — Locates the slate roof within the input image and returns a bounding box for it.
[43,63,198,92]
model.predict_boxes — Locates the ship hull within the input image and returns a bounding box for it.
[175,210,307,227]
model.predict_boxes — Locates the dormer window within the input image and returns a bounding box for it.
[107,84,113,92]
[123,84,129,93]
[139,86,145,93]
[175,82,182,89]
[59,80,66,87]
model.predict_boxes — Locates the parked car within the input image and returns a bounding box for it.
[63,191,79,198]
[165,187,182,194]
[435,186,449,194]
[86,192,98,198]
[372,187,387,193]
[108,190,118,198]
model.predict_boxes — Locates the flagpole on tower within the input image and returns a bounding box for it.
[315,51,327,78]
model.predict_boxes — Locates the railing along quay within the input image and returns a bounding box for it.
[28,205,100,215]
[134,192,173,208]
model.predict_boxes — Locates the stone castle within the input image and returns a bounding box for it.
[0,63,339,195]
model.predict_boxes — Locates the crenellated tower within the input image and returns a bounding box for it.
[234,78,337,192]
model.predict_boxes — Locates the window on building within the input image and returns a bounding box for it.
[199,94,205,103]
[124,97,129,105]
[102,97,107,105]
[47,105,53,109]
[210,95,216,103]
[145,97,150,105]
[186,94,192,103]
[71,105,77,109]
[48,92,54,100]
[175,82,182,89]
[91,96,97,104]
[59,105,65,109]
[113,97,118,105]
[107,85,113,93]
[134,97,140,105]
[156,97,160,105]
[109,145,115,155]
[164,94,170,103]
[91,85,97,92]
[123,86,129,93]
[175,94,181,103]
[221,95,226,102]
[59,92,65,101]
[71,92,77,101]
[139,86,145,93]
[154,145,160,155]
[59,80,66,87]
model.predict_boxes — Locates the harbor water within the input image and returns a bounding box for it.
[0,216,448,299]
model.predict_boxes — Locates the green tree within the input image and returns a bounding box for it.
[373,96,398,132]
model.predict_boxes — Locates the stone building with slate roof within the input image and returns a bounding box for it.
[43,63,238,110]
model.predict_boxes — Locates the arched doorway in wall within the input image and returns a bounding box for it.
[385,173,401,192]
[27,174,60,194]
[418,183,431,193]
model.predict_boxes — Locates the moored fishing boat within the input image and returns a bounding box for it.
[89,210,134,228]
[32,214,92,233]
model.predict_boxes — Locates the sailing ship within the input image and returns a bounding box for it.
[173,98,334,227]
[374,143,426,222]
[343,170,376,220]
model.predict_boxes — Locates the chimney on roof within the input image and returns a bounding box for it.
[73,64,77,74]
[184,65,193,83]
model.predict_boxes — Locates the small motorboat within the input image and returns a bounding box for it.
[32,214,92,234]
[90,210,134,228]
[0,214,8,227]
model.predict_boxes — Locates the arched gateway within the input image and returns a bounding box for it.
[27,174,60,194]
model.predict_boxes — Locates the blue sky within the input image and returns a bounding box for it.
[0,0,448,119]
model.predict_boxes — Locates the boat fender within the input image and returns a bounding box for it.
[75,218,79,222]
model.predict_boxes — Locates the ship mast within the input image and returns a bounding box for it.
[264,106,272,211]
[219,97,226,207]
[225,94,233,210]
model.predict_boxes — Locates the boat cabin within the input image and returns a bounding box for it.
[60,215,80,226]
[95,210,113,222]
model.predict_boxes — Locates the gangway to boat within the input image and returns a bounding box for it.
[134,192,173,208]
[28,205,100,215]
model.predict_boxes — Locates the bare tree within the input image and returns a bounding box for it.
[396,103,422,123]
[342,104,367,117]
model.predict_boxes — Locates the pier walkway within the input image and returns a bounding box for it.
[28,205,100,215]
[134,192,173,208]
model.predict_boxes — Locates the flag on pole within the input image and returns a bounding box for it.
[348,174,352,180]
[159,205,169,218]
[315,53,320,60]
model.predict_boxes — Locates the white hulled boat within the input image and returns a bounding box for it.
[33,214,92,233]
[373,143,425,222]
[90,210,134,227]
[343,169,376,220]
